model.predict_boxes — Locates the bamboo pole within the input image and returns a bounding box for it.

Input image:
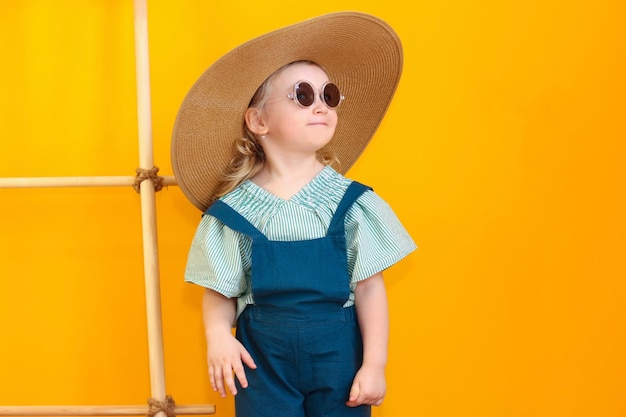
[0,405,216,416]
[0,176,177,189]
[132,0,168,415]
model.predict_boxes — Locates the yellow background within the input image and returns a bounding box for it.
[1,1,625,416]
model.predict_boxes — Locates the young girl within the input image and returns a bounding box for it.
[172,12,416,417]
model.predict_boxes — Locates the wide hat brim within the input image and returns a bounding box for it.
[171,11,403,211]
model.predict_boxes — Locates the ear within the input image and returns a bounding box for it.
[244,107,268,136]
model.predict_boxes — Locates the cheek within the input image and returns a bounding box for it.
[329,112,339,128]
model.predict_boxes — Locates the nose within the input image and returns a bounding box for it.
[312,94,328,113]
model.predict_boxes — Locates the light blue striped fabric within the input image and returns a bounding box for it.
[184,166,416,317]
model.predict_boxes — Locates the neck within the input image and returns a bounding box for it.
[251,156,325,200]
[263,154,323,178]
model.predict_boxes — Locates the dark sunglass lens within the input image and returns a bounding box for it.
[323,83,341,108]
[295,82,315,107]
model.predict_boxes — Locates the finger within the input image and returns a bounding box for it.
[212,365,227,398]
[345,383,361,407]
[208,366,217,392]
[348,382,360,402]
[232,361,249,389]
[240,349,257,369]
[222,365,238,396]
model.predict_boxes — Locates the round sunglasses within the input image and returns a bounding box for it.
[286,80,345,109]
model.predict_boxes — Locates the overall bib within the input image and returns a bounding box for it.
[207,181,372,417]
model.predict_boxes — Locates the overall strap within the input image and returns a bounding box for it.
[205,200,267,241]
[328,181,372,235]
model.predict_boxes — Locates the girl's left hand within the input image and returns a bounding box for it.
[345,363,386,407]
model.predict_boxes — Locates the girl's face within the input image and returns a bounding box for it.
[259,63,338,157]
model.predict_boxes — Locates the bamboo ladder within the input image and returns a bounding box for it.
[0,1,215,416]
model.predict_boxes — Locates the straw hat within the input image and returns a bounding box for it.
[171,11,403,211]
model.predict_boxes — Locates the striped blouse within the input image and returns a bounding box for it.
[184,166,417,318]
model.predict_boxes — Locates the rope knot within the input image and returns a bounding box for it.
[147,395,176,417]
[133,166,164,193]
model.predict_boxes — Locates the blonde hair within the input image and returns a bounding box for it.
[214,61,339,199]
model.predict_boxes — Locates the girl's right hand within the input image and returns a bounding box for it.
[206,331,257,397]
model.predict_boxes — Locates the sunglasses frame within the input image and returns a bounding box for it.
[287,80,345,109]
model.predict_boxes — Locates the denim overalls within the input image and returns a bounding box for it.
[206,181,372,417]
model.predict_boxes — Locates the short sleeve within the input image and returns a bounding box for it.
[184,213,250,298]
[345,190,417,282]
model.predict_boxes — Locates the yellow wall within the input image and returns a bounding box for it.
[1,1,625,416]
